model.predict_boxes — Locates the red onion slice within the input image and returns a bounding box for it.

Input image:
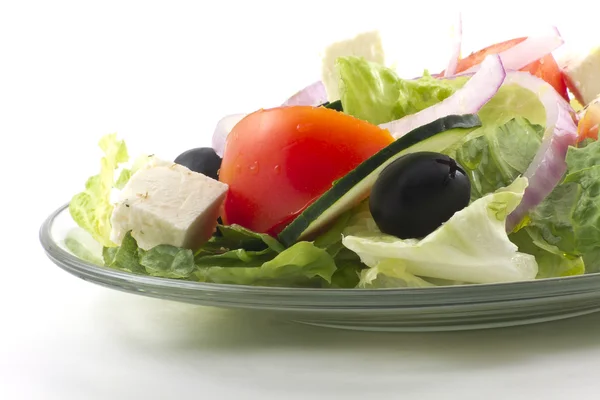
[462,27,563,74]
[211,113,246,158]
[282,81,328,106]
[444,12,462,77]
[380,54,506,139]
[505,71,578,231]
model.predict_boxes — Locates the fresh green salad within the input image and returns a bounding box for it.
[66,23,600,289]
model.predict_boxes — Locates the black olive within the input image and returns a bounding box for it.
[369,152,471,239]
[213,217,224,237]
[174,147,222,180]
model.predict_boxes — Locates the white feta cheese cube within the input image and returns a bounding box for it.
[562,46,600,106]
[110,157,228,250]
[321,30,385,102]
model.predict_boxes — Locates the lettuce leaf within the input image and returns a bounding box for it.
[138,245,196,279]
[102,232,145,274]
[342,178,538,285]
[313,208,354,257]
[584,249,600,274]
[194,241,337,287]
[311,203,370,288]
[93,228,337,287]
[358,260,435,289]
[328,248,364,288]
[525,182,580,254]
[563,153,600,254]
[196,224,285,256]
[190,224,289,277]
[525,139,600,272]
[69,133,129,247]
[335,56,546,130]
[509,229,584,279]
[195,248,275,269]
[336,56,455,125]
[455,117,543,200]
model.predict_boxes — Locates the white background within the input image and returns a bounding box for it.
[2,1,600,399]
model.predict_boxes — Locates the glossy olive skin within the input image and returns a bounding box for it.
[369,152,471,239]
[174,147,222,180]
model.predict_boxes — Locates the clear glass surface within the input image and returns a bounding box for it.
[40,203,600,332]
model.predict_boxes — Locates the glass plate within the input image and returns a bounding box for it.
[40,203,600,332]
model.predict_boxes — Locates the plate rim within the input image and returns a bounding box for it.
[40,202,600,300]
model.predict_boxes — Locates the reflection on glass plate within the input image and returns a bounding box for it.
[40,203,600,332]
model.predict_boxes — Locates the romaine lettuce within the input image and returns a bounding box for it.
[509,229,584,279]
[336,56,455,125]
[455,117,543,200]
[524,138,600,273]
[98,230,338,287]
[102,232,145,274]
[69,134,129,247]
[194,241,337,287]
[198,224,285,255]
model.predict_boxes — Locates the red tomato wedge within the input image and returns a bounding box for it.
[445,38,569,101]
[219,106,395,236]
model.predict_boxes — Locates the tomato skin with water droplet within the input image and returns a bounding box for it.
[219,106,394,235]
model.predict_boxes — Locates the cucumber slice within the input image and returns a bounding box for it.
[278,114,482,247]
